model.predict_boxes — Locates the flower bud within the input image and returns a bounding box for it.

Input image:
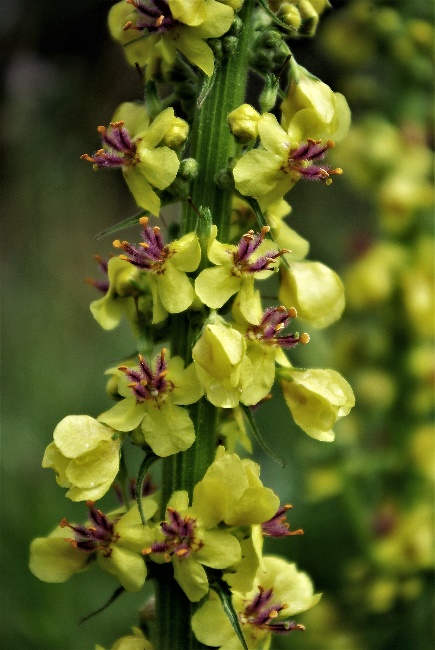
[281,368,355,441]
[179,158,199,180]
[222,35,239,57]
[277,3,302,31]
[162,117,189,149]
[227,103,261,143]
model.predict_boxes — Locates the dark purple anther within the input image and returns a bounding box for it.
[118,349,171,403]
[246,306,310,348]
[233,227,287,274]
[241,585,305,633]
[261,505,304,538]
[284,138,343,184]
[60,501,119,557]
[86,254,110,294]
[142,507,202,560]
[81,121,137,169]
[113,216,168,271]
[123,0,179,34]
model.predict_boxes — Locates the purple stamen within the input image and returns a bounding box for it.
[113,217,169,270]
[124,0,179,34]
[142,507,202,560]
[261,505,304,538]
[246,306,309,349]
[233,227,287,275]
[81,122,137,170]
[283,138,343,184]
[241,585,305,634]
[119,349,171,403]
[60,502,119,556]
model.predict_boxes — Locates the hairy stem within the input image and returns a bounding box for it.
[155,3,255,649]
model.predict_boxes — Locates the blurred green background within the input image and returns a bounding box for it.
[1,1,433,649]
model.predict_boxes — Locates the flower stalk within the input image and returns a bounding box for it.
[29,1,355,648]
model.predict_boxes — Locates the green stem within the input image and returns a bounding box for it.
[155,3,255,649]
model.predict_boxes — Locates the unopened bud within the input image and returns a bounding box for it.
[227,103,261,143]
[162,117,189,149]
[222,35,239,57]
[179,158,199,181]
[277,3,302,31]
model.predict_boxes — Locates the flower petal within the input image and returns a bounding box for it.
[140,400,195,457]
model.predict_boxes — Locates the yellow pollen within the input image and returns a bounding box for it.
[175,548,189,557]
[326,139,335,148]
[139,216,149,227]
[97,125,106,135]
[275,323,285,332]
[113,239,122,248]
[155,14,164,27]
[141,547,152,556]
[127,382,137,389]
[153,226,161,233]
[110,121,125,129]
[139,242,149,248]
[300,332,310,344]
[80,153,95,162]
[288,307,297,318]
[269,610,279,619]
[140,379,148,386]
[332,167,343,175]
[118,365,128,371]
[118,254,129,262]
[261,225,270,237]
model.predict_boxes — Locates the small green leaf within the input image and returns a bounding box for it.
[95,211,148,240]
[136,451,159,525]
[144,79,163,120]
[197,64,219,109]
[78,586,125,626]
[209,577,248,650]
[240,404,286,468]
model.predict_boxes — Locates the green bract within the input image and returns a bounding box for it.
[279,260,345,328]
[280,368,355,441]
[108,0,234,76]
[98,354,202,457]
[192,556,321,649]
[42,416,122,502]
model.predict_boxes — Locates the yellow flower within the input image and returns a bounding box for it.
[81,103,180,216]
[108,0,234,76]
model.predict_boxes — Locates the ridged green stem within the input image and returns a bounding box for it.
[155,3,254,649]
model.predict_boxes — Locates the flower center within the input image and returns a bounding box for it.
[282,138,343,184]
[60,501,119,557]
[81,121,138,169]
[119,349,172,403]
[246,306,310,348]
[241,586,305,633]
[123,0,179,34]
[233,227,288,275]
[143,507,203,561]
[113,216,170,272]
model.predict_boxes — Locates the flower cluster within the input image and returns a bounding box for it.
[30,2,355,648]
